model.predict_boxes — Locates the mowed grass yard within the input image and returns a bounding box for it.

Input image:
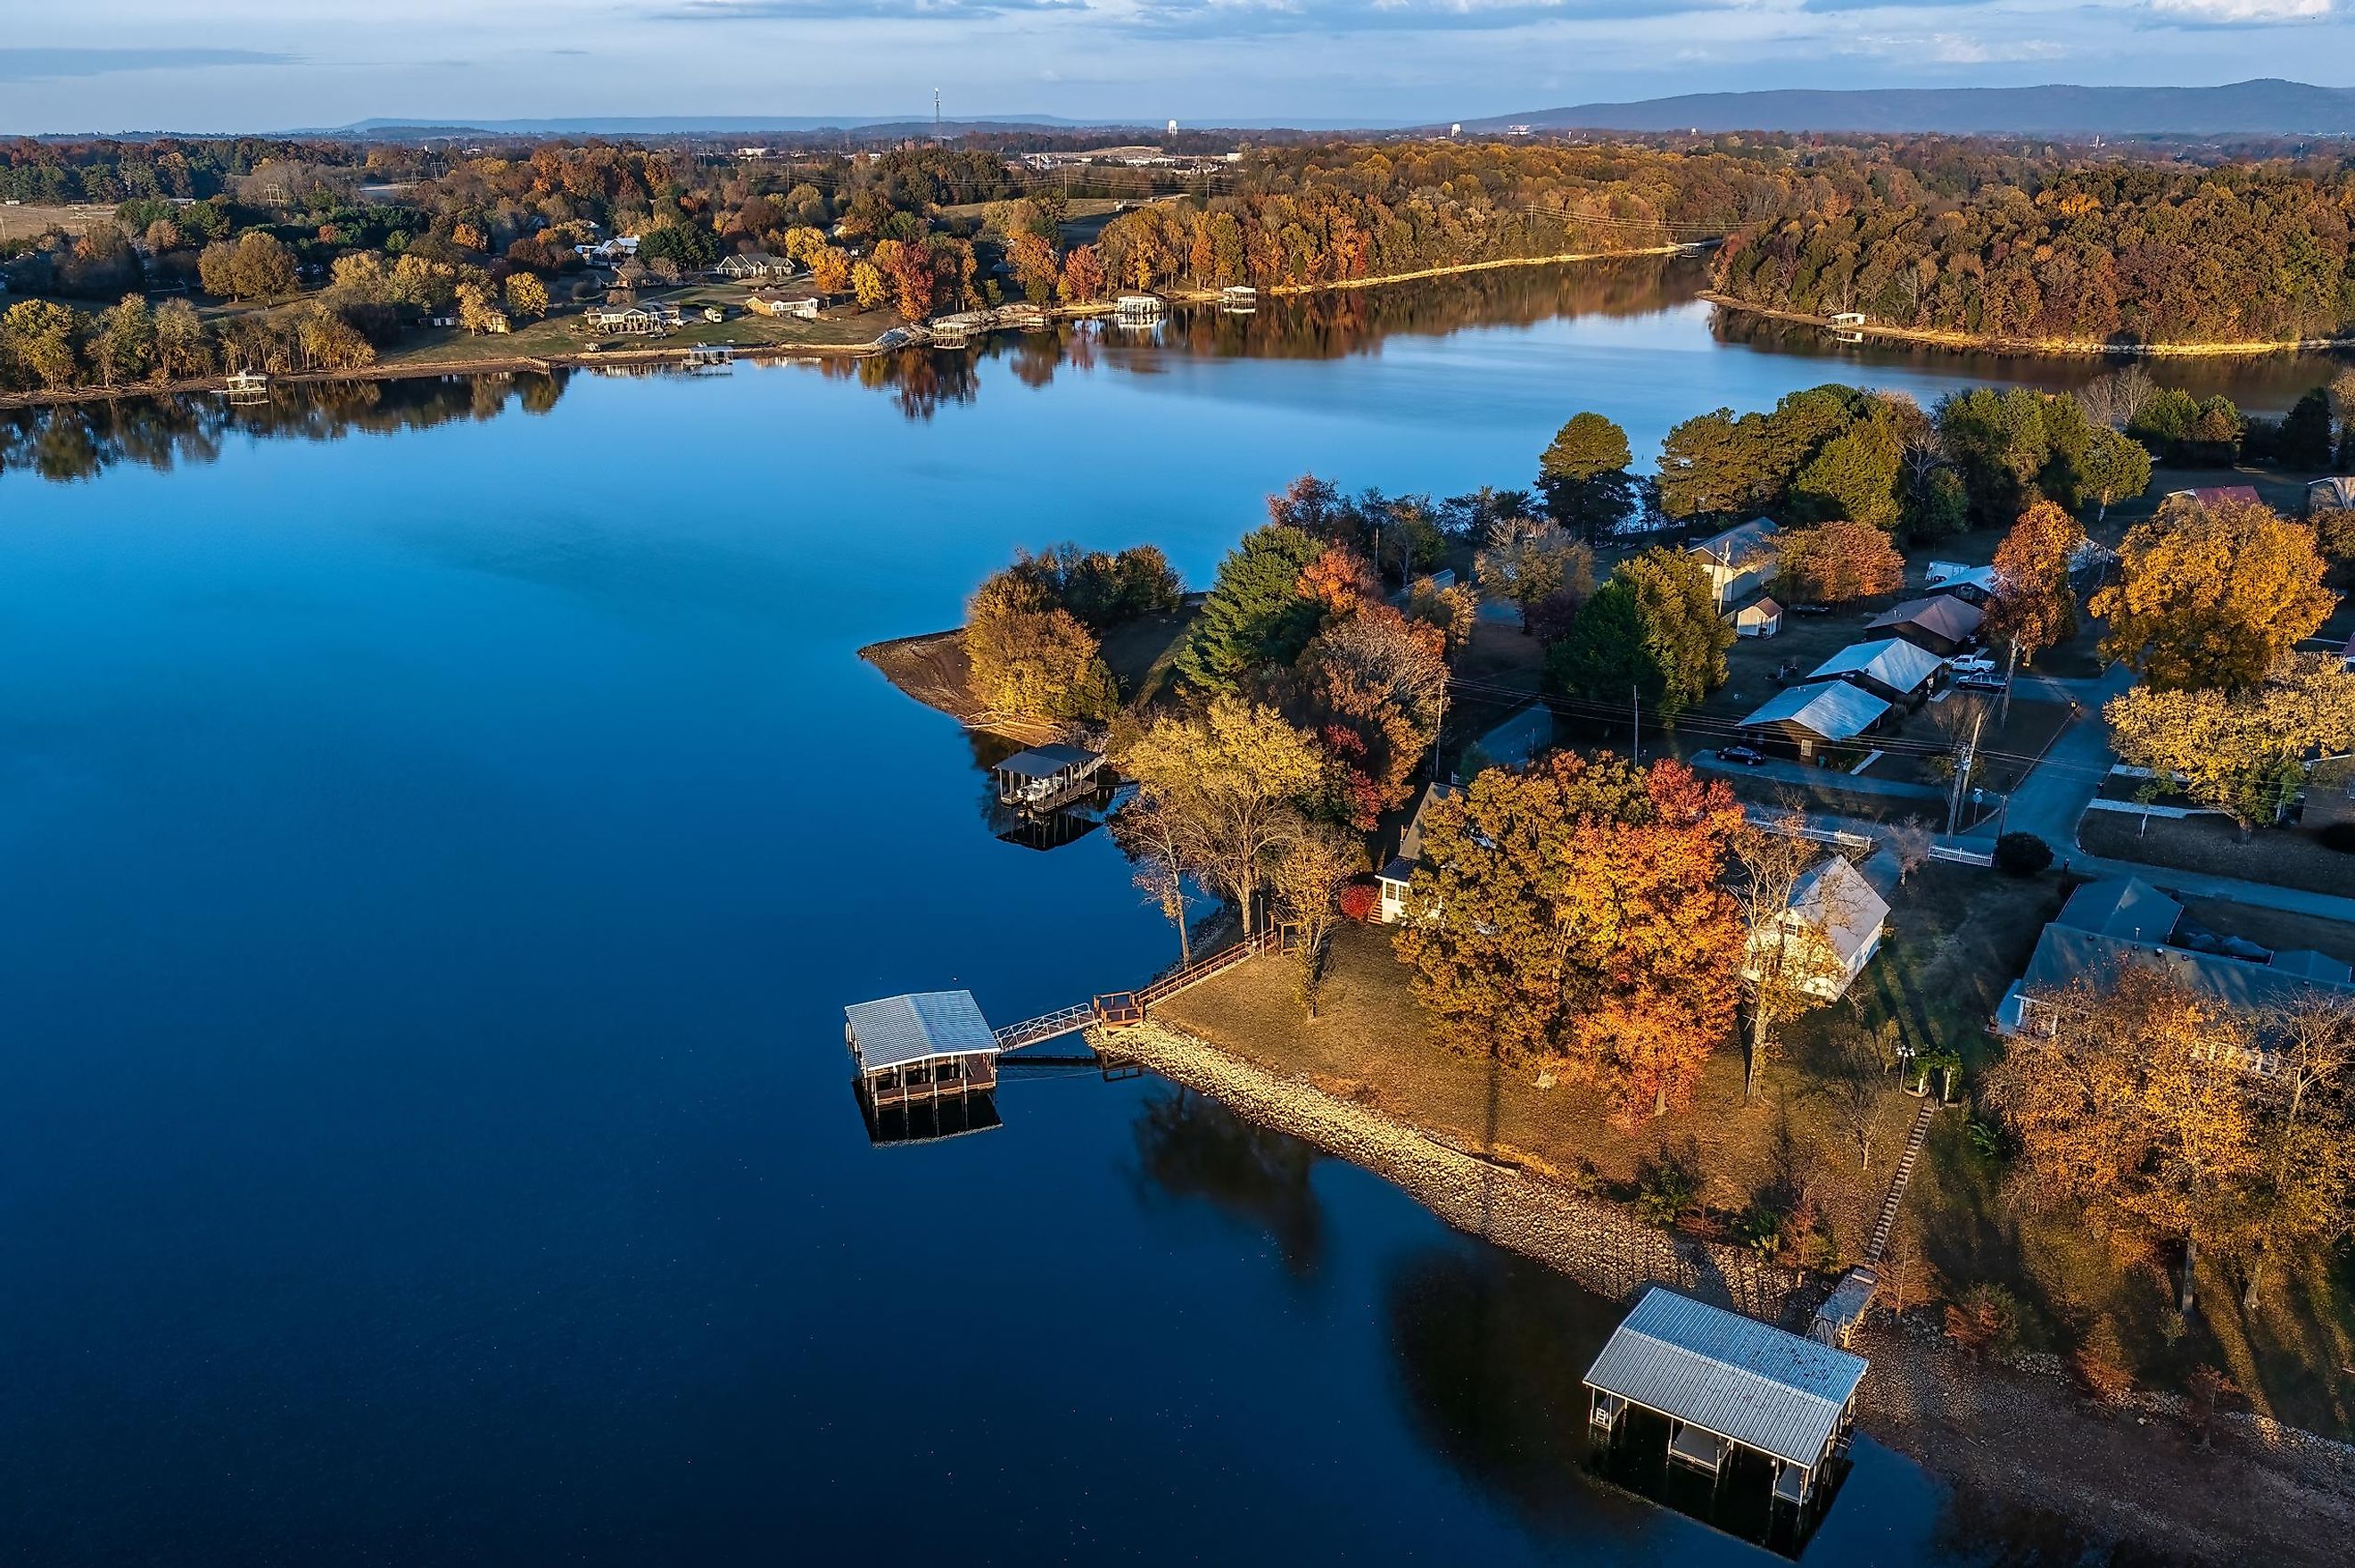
[1156,862,2060,1267]
[2079,812,2355,898]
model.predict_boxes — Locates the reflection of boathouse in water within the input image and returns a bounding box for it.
[1583,1286,1866,1557]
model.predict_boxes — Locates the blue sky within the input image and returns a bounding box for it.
[5,1,2352,133]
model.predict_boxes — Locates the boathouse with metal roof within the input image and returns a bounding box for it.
[1584,1286,1868,1506]
[844,990,1003,1112]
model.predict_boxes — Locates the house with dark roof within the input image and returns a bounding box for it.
[1738,682,1893,761]
[1806,638,1946,709]
[1996,877,2355,1045]
[1376,781,1461,924]
[1865,595,1984,658]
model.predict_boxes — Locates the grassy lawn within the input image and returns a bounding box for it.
[2079,812,2355,897]
[1153,885,1987,1261]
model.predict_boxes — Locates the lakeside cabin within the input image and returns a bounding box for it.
[1586,1285,1867,1510]
[992,742,1105,812]
[1743,855,1890,1002]
[747,293,820,320]
[844,990,1002,1110]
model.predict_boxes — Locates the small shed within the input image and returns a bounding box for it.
[1739,681,1892,761]
[1865,595,1984,658]
[1586,1286,1867,1507]
[844,991,1002,1109]
[1731,596,1783,639]
[992,742,1104,810]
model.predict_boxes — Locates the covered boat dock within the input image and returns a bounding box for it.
[1584,1286,1867,1509]
[844,990,1002,1110]
[991,742,1104,812]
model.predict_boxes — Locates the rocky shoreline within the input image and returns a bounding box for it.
[1106,1014,2355,1564]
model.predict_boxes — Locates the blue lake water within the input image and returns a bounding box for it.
[0,261,2251,1564]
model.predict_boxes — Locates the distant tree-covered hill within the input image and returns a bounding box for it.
[1467,79,2355,137]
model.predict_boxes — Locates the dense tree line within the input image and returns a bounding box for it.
[1713,157,2355,344]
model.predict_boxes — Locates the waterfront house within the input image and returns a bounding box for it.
[2307,476,2355,514]
[1806,638,1945,709]
[1731,596,1783,639]
[747,292,820,320]
[1742,855,1889,1002]
[1738,682,1892,761]
[1996,877,2355,1045]
[1375,781,1461,924]
[1864,595,1983,658]
[585,305,657,335]
[1686,519,1780,609]
[2166,484,2262,510]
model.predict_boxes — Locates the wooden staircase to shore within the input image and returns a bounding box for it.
[1867,1096,1940,1263]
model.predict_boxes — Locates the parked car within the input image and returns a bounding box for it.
[1791,603,1832,616]
[1947,654,1998,676]
[1717,745,1770,767]
[1954,672,2008,692]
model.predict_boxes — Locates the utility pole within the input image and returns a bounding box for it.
[1999,638,2020,726]
[1632,684,1641,763]
[1946,709,1984,836]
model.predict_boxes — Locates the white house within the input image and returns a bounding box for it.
[1743,855,1889,1001]
[747,292,820,320]
[1375,782,1460,924]
[1687,518,1781,608]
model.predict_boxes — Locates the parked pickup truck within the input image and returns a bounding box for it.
[1947,654,1998,676]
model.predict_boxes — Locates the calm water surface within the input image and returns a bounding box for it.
[0,261,2266,1564]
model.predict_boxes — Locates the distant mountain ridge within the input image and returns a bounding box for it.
[1465,79,2355,137]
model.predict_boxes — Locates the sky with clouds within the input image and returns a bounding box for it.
[4,0,2354,134]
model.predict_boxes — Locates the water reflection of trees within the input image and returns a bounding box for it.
[1383,1242,1653,1543]
[1129,1085,1325,1278]
[852,256,1705,410]
[0,371,570,485]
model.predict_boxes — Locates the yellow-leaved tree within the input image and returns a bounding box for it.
[1119,698,1324,937]
[2093,499,2335,689]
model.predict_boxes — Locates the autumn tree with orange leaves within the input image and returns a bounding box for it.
[1775,519,1905,606]
[1983,499,2086,664]
[1395,753,1744,1126]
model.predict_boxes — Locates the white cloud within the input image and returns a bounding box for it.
[2149,0,2330,21]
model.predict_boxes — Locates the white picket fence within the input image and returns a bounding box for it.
[1928,844,1995,868]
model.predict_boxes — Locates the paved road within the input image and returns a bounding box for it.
[1964,665,2132,846]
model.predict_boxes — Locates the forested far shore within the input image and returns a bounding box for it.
[1711,152,2355,347]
